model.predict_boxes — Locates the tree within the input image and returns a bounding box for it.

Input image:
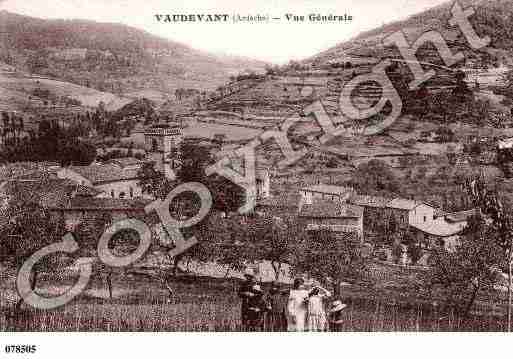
[245,216,297,280]
[3,119,96,165]
[293,230,366,297]
[176,139,212,182]
[446,145,457,165]
[349,159,399,195]
[435,126,455,143]
[465,178,513,330]
[58,138,97,166]
[188,213,247,278]
[209,174,245,214]
[407,241,423,266]
[176,139,245,213]
[73,214,118,299]
[0,189,68,311]
[391,242,404,264]
[426,215,504,317]
[137,161,176,200]
[26,50,49,74]
[387,215,398,237]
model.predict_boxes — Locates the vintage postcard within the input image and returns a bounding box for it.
[1,0,513,345]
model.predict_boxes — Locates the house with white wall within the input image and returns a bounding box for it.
[386,198,436,226]
[57,163,147,200]
[410,209,477,251]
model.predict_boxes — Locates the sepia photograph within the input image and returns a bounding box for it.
[1,0,513,350]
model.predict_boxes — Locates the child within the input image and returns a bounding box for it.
[328,300,347,332]
[287,278,309,331]
[306,286,331,332]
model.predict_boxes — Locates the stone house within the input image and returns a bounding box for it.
[347,194,397,232]
[0,176,150,232]
[298,199,364,241]
[299,184,355,205]
[254,193,302,220]
[57,163,147,200]
[48,196,150,231]
[406,208,476,252]
[347,194,436,227]
[386,198,436,227]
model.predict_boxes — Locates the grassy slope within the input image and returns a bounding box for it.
[0,68,131,111]
[0,266,507,331]
[0,10,267,96]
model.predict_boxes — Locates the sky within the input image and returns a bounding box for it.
[1,0,451,63]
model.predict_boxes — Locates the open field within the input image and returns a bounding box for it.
[0,266,509,332]
[0,70,130,110]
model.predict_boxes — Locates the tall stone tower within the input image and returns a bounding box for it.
[144,123,183,179]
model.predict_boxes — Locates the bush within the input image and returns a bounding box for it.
[407,243,423,266]
[391,243,404,264]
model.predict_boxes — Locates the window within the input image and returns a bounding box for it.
[111,190,115,198]
[119,192,126,199]
[130,187,134,198]
[423,216,427,222]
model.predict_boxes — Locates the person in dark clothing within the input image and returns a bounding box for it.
[238,269,257,331]
[328,300,347,332]
[265,282,288,331]
[245,284,270,331]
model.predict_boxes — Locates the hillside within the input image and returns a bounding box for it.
[0,65,131,113]
[199,0,513,189]
[308,0,513,67]
[0,10,267,98]
[206,0,513,123]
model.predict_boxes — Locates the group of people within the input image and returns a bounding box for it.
[238,269,346,332]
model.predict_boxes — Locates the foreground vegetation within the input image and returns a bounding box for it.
[0,265,509,332]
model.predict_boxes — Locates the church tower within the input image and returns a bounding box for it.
[144,123,183,179]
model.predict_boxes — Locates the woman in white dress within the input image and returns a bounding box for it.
[287,278,309,331]
[306,286,331,331]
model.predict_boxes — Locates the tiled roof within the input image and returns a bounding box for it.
[66,164,142,184]
[387,198,419,211]
[301,184,354,196]
[53,197,151,211]
[0,162,60,181]
[216,156,270,175]
[348,194,391,208]
[299,199,363,218]
[411,218,467,237]
[444,209,479,223]
[257,193,302,208]
[347,193,436,212]
[107,158,144,168]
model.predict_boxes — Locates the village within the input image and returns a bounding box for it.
[1,61,513,330]
[3,0,513,333]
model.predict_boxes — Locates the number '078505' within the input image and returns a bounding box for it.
[4,345,37,354]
